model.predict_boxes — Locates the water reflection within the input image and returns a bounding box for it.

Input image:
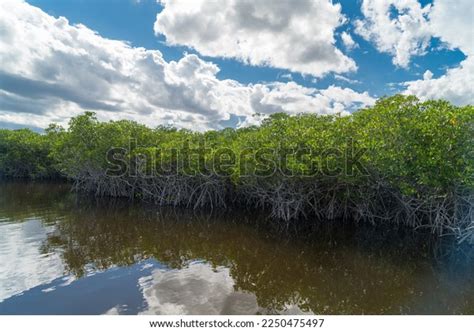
[0,182,473,314]
[140,262,257,314]
[0,219,64,300]
[138,261,312,315]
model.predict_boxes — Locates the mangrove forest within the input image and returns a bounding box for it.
[1,95,473,243]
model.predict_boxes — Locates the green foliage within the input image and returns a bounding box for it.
[0,128,59,179]
[352,95,473,194]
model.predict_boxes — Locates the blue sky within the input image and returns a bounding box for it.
[0,0,472,130]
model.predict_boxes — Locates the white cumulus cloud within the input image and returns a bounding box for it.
[402,0,474,105]
[355,0,473,105]
[429,0,474,56]
[341,31,358,50]
[154,0,357,77]
[355,0,432,68]
[404,57,474,105]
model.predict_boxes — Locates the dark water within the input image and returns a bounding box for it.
[0,182,473,315]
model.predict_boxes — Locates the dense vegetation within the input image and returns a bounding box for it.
[0,128,60,179]
[0,95,473,241]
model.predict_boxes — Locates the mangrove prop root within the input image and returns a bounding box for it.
[71,168,474,243]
